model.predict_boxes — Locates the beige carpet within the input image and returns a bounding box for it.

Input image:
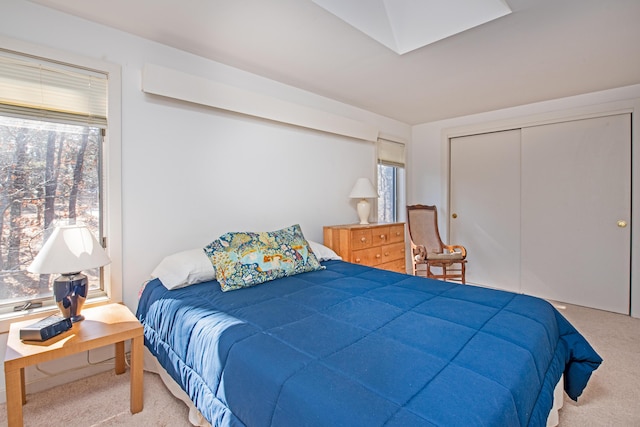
[0,302,638,426]
[553,302,640,426]
[0,369,191,427]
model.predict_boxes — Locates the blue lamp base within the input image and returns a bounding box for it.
[53,273,88,323]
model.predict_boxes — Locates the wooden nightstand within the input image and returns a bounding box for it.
[323,222,407,273]
[3,303,144,427]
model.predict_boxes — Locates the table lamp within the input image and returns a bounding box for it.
[349,178,379,225]
[28,224,111,322]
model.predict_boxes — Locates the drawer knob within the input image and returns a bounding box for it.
[384,252,389,256]
[360,237,366,243]
[380,234,387,239]
[355,258,361,263]
[376,254,381,258]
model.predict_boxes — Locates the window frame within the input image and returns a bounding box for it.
[0,36,122,332]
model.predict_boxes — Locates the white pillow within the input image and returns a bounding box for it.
[308,241,342,261]
[151,248,216,290]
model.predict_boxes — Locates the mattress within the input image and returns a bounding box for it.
[137,260,601,426]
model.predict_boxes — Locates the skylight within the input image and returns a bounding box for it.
[312,0,512,55]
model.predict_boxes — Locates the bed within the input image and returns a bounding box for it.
[136,228,601,427]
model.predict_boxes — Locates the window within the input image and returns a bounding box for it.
[0,47,112,315]
[377,139,406,223]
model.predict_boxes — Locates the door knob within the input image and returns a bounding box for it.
[452,213,458,219]
[617,220,627,228]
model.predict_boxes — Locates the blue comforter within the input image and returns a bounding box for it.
[137,260,601,426]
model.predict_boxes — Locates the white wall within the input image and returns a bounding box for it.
[410,84,640,317]
[0,0,410,399]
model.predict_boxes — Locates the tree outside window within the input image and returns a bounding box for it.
[0,116,102,308]
[376,139,406,224]
[378,163,407,224]
[377,164,397,223]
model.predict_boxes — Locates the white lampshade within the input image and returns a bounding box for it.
[28,224,111,274]
[349,178,378,199]
[349,178,379,224]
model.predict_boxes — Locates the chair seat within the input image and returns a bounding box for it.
[426,252,464,261]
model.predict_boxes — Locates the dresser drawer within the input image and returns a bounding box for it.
[388,224,405,244]
[378,258,407,274]
[371,226,390,246]
[351,247,383,266]
[381,242,405,263]
[350,229,373,250]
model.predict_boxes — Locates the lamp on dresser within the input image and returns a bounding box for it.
[349,177,379,224]
[28,223,111,322]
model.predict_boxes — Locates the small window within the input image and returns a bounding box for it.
[0,49,108,313]
[376,139,406,223]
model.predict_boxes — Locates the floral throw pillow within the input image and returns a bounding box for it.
[204,224,324,292]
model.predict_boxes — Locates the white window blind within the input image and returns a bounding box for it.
[377,138,405,167]
[0,50,107,127]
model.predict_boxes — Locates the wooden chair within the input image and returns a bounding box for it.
[406,204,467,284]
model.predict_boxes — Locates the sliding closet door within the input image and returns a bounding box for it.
[450,130,521,292]
[520,114,631,314]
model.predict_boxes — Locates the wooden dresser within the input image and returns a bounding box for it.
[323,223,406,274]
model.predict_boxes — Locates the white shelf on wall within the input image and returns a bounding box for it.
[142,63,379,142]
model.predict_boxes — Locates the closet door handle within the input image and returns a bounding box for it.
[452,213,458,219]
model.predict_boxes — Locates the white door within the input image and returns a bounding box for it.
[520,114,631,313]
[450,130,522,292]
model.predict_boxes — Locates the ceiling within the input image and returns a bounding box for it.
[28,0,640,125]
